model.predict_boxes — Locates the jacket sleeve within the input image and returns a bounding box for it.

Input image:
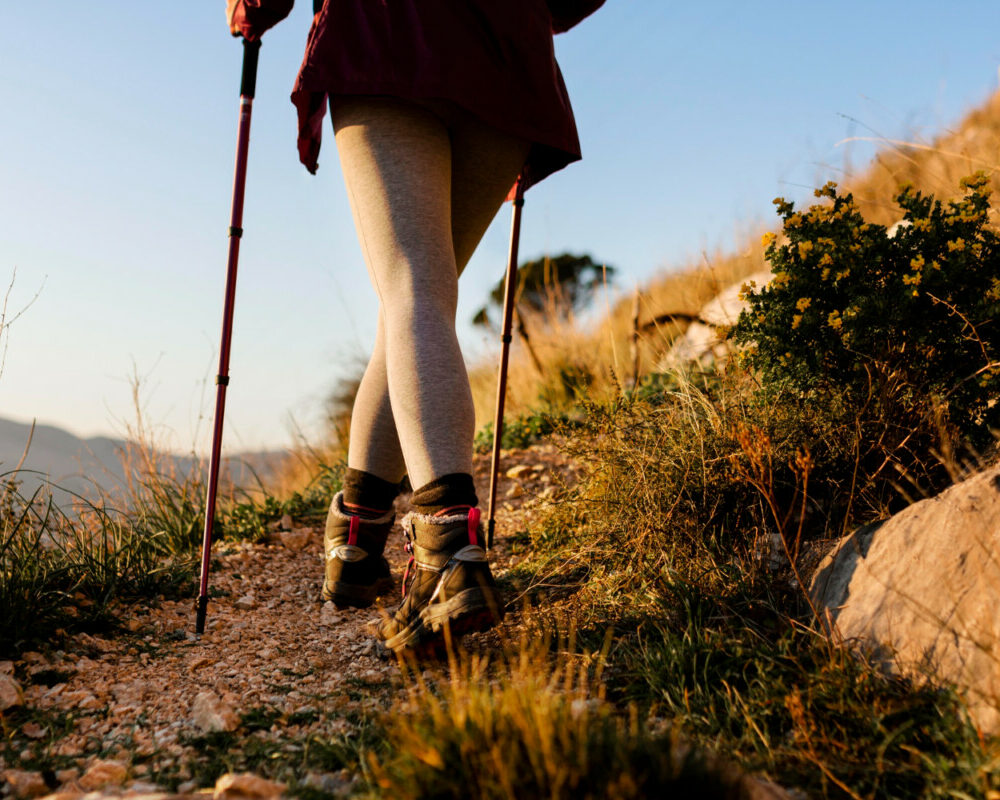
[545,0,605,33]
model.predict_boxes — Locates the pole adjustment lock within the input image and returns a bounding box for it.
[216,375,230,386]
[229,226,243,238]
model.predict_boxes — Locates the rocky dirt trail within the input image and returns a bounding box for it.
[1,445,574,800]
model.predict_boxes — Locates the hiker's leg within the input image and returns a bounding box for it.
[332,96,525,489]
[405,109,530,513]
[346,312,407,487]
[449,114,530,278]
[343,117,527,499]
[332,96,463,487]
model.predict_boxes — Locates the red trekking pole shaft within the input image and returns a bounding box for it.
[196,38,261,635]
[486,177,525,549]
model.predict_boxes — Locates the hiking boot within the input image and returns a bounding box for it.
[374,506,504,653]
[322,492,395,609]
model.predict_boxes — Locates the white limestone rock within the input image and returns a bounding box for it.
[811,463,1000,732]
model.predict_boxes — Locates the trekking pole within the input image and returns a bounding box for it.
[196,37,261,635]
[486,176,525,549]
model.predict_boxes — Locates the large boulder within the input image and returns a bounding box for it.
[659,270,772,368]
[811,463,1000,732]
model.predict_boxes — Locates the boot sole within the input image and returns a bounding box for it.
[322,576,395,609]
[381,587,504,654]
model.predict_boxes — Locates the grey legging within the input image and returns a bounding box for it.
[332,97,529,490]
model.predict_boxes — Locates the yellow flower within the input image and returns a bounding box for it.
[792,314,802,329]
[947,238,966,252]
[796,297,812,312]
[738,281,758,302]
[761,232,777,248]
[827,311,842,330]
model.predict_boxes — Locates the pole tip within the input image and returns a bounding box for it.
[195,596,209,635]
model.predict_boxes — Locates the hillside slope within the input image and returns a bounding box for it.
[469,89,1000,425]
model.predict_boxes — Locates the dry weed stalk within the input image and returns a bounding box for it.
[730,423,828,644]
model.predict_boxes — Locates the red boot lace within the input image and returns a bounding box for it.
[401,537,415,598]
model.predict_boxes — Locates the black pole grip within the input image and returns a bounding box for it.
[240,38,261,99]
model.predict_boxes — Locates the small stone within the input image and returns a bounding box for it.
[176,779,199,794]
[21,722,45,740]
[0,674,23,710]
[55,769,79,785]
[0,661,14,675]
[302,772,352,795]
[53,741,83,757]
[279,514,294,531]
[505,483,525,499]
[213,772,285,800]
[125,780,164,793]
[79,759,128,790]
[188,657,215,674]
[319,603,343,627]
[505,464,531,479]
[234,594,256,610]
[278,529,311,552]
[1,769,48,799]
[191,691,239,733]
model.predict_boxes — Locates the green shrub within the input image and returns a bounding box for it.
[733,174,1000,453]
[474,411,563,454]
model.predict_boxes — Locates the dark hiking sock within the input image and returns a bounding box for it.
[411,473,478,516]
[342,468,400,518]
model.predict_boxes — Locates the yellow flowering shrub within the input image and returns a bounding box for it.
[732,173,1000,449]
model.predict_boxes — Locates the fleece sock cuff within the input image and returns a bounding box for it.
[342,468,400,515]
[411,472,478,516]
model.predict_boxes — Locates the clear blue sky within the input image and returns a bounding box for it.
[2,2,999,453]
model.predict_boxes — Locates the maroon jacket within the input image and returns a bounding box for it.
[281,0,603,189]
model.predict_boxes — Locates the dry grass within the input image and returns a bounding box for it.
[366,634,757,800]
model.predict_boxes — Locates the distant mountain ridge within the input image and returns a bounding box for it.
[0,416,286,508]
